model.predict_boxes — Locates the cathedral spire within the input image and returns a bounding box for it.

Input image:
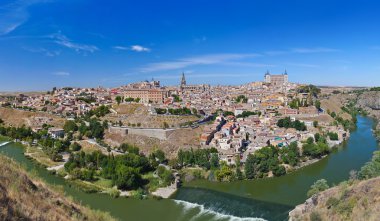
[181,72,186,86]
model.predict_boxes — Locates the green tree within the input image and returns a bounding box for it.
[157,165,174,186]
[358,151,380,180]
[313,121,319,128]
[244,154,256,179]
[315,100,321,110]
[307,179,329,197]
[314,133,321,142]
[115,96,122,105]
[63,120,78,133]
[210,153,219,169]
[114,165,142,190]
[328,132,339,141]
[272,165,286,176]
[70,142,82,151]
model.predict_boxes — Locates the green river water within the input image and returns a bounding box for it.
[0,116,378,221]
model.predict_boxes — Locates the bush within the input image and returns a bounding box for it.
[336,197,357,217]
[358,151,380,179]
[310,211,322,221]
[307,179,329,197]
[328,132,339,141]
[326,197,339,209]
[70,142,82,151]
[272,165,286,177]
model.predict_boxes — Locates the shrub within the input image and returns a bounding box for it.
[326,197,339,209]
[307,179,329,197]
[310,212,322,221]
[70,142,82,151]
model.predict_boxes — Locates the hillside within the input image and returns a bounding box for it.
[320,94,352,121]
[0,107,65,128]
[356,91,380,132]
[104,126,204,158]
[289,177,380,221]
[0,155,115,221]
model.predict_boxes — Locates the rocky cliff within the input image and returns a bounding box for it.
[289,177,380,221]
[356,91,380,111]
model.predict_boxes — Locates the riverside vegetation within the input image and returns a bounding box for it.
[290,89,380,221]
[0,154,115,221]
[0,108,341,197]
[291,150,380,221]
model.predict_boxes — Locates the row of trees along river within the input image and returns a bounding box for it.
[0,116,378,221]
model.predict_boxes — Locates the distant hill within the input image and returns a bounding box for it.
[0,154,116,221]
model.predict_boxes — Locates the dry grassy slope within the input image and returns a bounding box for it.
[320,94,352,120]
[0,155,115,221]
[0,107,65,128]
[112,103,143,115]
[105,103,199,128]
[289,177,380,221]
[104,126,204,158]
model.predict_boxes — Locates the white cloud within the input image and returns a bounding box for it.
[113,46,130,50]
[50,32,98,53]
[0,0,50,36]
[113,45,151,52]
[131,45,150,52]
[53,71,70,76]
[139,53,259,72]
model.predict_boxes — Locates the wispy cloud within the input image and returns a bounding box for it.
[53,71,70,76]
[113,46,129,50]
[291,47,339,53]
[114,45,151,52]
[284,62,320,68]
[50,32,98,53]
[139,53,260,72]
[22,46,61,57]
[193,36,207,44]
[265,47,339,55]
[0,0,50,36]
[153,73,252,79]
[223,61,275,68]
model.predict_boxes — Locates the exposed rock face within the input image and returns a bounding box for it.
[356,91,380,110]
[289,177,380,221]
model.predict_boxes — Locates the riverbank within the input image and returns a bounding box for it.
[289,149,380,221]
[0,115,377,221]
[0,154,116,221]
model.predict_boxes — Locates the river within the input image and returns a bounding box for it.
[0,116,378,221]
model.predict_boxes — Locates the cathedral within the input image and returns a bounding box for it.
[179,72,210,92]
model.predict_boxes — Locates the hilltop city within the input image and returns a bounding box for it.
[0,71,351,169]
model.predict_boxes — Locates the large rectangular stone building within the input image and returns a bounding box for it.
[264,71,288,86]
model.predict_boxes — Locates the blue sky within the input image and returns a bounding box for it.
[1,0,380,91]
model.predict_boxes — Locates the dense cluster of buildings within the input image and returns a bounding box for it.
[0,71,349,161]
